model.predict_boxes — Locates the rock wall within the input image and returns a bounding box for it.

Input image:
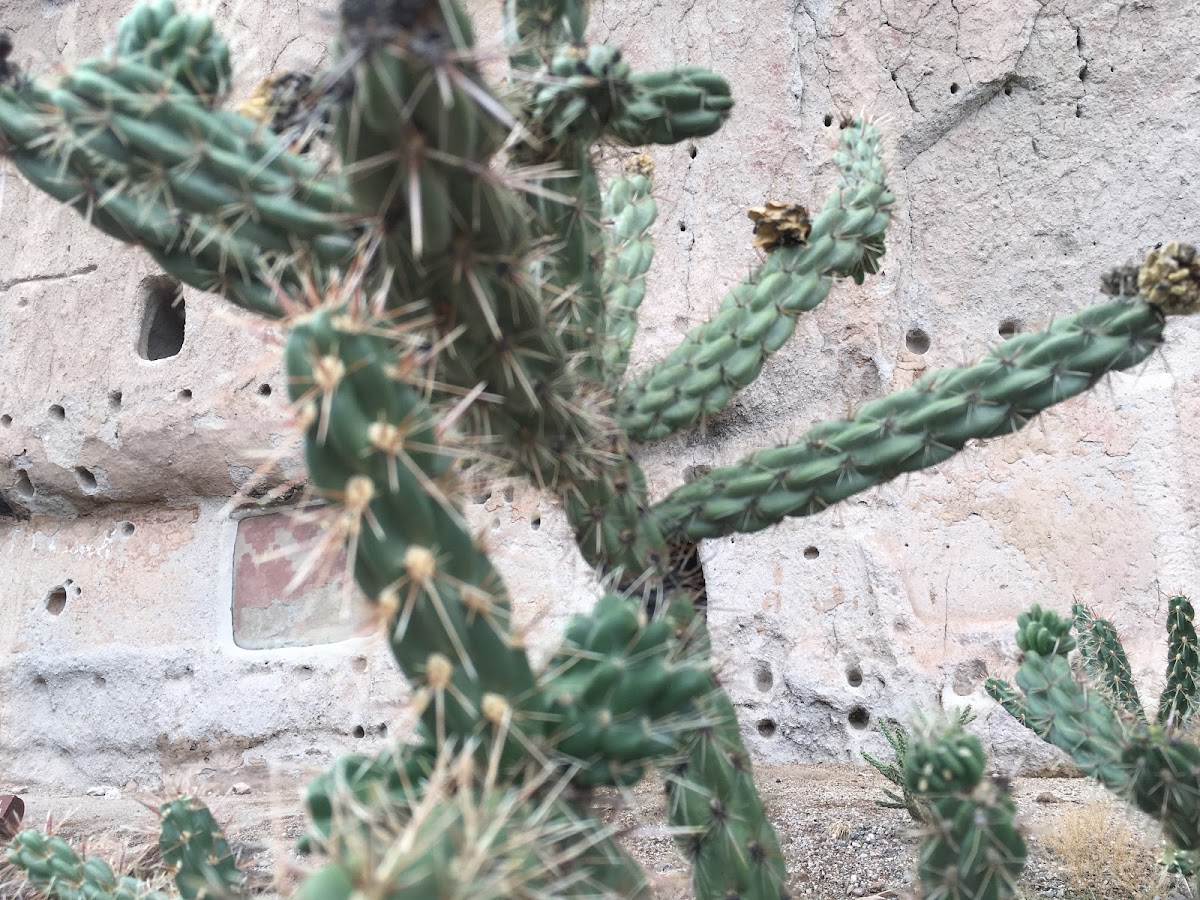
[1,0,1197,790]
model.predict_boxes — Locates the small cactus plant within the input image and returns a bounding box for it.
[6,795,239,900]
[2,0,1199,897]
[987,596,1200,892]
[863,705,977,824]
[905,723,1027,900]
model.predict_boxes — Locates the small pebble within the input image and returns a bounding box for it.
[231,782,252,796]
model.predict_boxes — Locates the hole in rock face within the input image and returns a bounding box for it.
[49,404,65,420]
[257,384,272,397]
[679,221,687,231]
[754,662,774,692]
[1003,83,1013,96]
[949,82,960,94]
[905,328,930,354]
[823,114,834,126]
[846,667,863,688]
[118,521,135,537]
[848,706,870,730]
[688,144,697,158]
[531,517,542,531]
[803,546,819,560]
[0,414,11,426]
[178,389,192,401]
[16,471,34,500]
[757,718,777,738]
[998,318,1021,338]
[953,658,990,696]
[137,275,185,361]
[74,466,98,492]
[108,390,122,411]
[352,656,367,673]
[352,725,366,738]
[45,586,67,615]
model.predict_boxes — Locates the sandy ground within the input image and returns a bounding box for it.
[2,764,1190,899]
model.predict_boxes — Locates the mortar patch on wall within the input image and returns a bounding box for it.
[231,505,374,650]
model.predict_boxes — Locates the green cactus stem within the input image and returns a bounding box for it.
[863,707,977,824]
[295,745,652,899]
[517,43,632,378]
[617,119,891,442]
[995,601,1200,875]
[906,726,1026,900]
[5,829,167,900]
[600,153,657,387]
[609,67,734,147]
[1157,595,1200,728]
[1010,610,1130,789]
[334,0,618,504]
[1072,603,1147,724]
[157,797,243,900]
[652,297,1188,541]
[112,0,231,102]
[0,54,356,320]
[658,597,788,899]
[982,678,1033,732]
[299,740,437,857]
[1124,727,1200,851]
[285,307,545,766]
[503,0,589,70]
[541,591,714,787]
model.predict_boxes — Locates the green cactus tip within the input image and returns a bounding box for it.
[1015,604,1075,657]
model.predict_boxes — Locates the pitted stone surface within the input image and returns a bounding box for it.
[0,0,1197,787]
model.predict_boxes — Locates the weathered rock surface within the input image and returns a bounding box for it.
[0,0,1197,788]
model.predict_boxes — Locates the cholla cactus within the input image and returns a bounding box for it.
[905,724,1027,900]
[157,798,244,899]
[986,598,1200,891]
[5,795,238,900]
[5,829,168,900]
[2,0,1199,897]
[863,705,977,824]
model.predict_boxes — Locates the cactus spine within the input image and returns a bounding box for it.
[3,0,1200,896]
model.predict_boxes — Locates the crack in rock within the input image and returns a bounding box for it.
[0,264,99,292]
